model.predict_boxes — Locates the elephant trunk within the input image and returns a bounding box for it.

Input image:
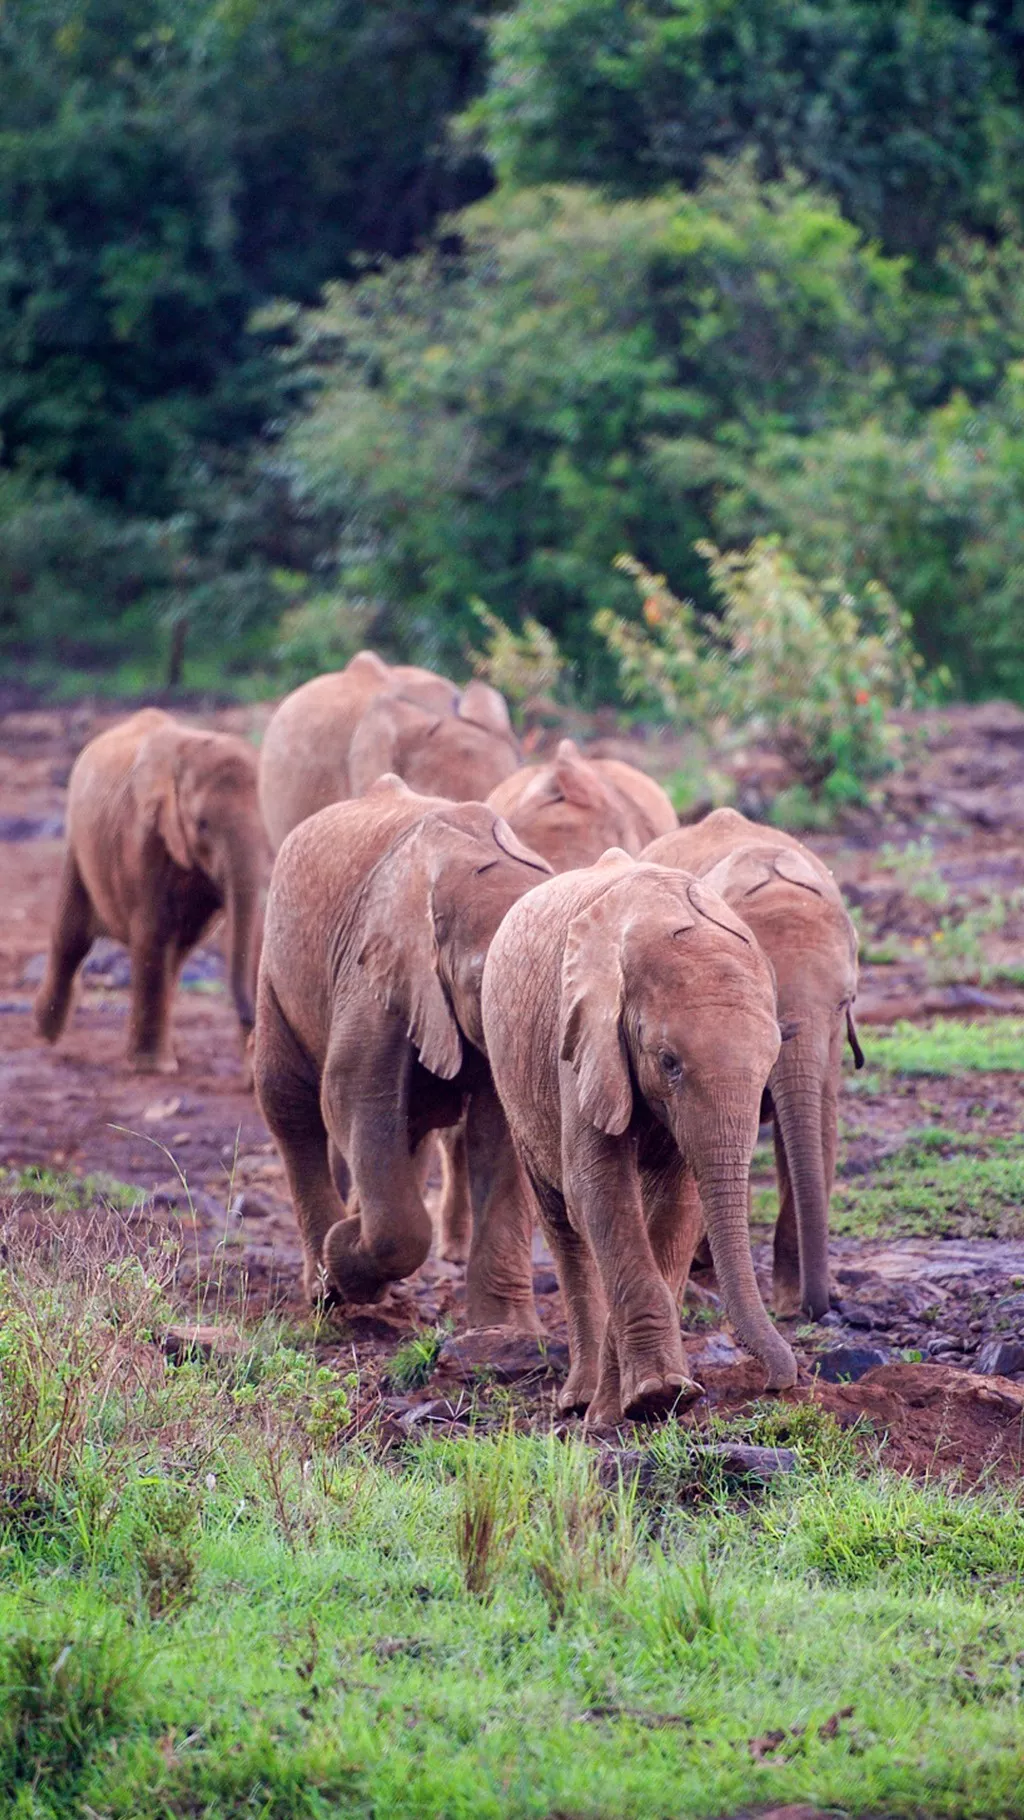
[693,1144,798,1390]
[770,1053,831,1320]
[221,839,263,1037]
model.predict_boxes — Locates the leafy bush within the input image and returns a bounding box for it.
[597,539,918,797]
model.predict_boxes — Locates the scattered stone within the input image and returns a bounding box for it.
[814,1344,890,1383]
[686,1330,744,1371]
[143,1096,182,1124]
[976,1338,1024,1378]
[532,1270,559,1295]
[161,1324,241,1364]
[837,1301,878,1329]
[230,1190,275,1222]
[394,1398,467,1434]
[595,1450,658,1492]
[435,1327,570,1384]
[703,1443,798,1482]
[82,940,131,987]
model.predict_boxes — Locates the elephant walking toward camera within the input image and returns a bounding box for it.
[435,738,679,1268]
[258,651,520,849]
[254,776,551,1318]
[644,807,862,1320]
[34,709,269,1074]
[482,852,796,1427]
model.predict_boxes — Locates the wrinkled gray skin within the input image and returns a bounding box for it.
[644,807,862,1320]
[254,776,552,1320]
[258,650,520,850]
[35,708,269,1074]
[483,851,795,1427]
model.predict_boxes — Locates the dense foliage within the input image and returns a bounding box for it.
[2,0,1024,699]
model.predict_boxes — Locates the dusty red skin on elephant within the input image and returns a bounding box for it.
[257,651,520,851]
[253,776,551,1318]
[645,806,861,1322]
[33,708,270,1076]
[488,737,678,874]
[483,854,796,1428]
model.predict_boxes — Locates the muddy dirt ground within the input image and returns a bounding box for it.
[2,698,1023,1484]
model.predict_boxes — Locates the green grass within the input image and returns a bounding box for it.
[0,1165,142,1213]
[857,1018,1024,1078]
[5,1231,1024,1815]
[832,1130,1024,1240]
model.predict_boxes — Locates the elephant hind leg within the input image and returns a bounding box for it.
[436,1119,471,1263]
[35,850,95,1043]
[771,1122,803,1319]
[254,987,345,1304]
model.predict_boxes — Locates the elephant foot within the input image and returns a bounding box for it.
[129,1049,178,1076]
[623,1371,703,1422]
[466,1292,543,1335]
[557,1360,598,1414]
[34,993,66,1044]
[438,1234,471,1265]
[771,1279,804,1321]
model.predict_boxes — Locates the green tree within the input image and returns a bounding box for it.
[472,0,1019,262]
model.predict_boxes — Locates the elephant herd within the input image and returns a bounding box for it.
[33,650,862,1427]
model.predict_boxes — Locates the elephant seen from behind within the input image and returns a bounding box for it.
[35,708,269,1074]
[482,852,797,1428]
[258,651,520,849]
[487,738,678,872]
[254,776,552,1321]
[644,806,861,1321]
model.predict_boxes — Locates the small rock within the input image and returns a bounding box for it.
[819,1310,844,1328]
[976,1338,1024,1378]
[143,1096,182,1124]
[596,1450,659,1492]
[837,1301,876,1330]
[82,940,132,988]
[926,1335,964,1358]
[814,1344,890,1383]
[230,1190,275,1222]
[686,1331,744,1371]
[435,1327,569,1384]
[161,1324,241,1364]
[21,953,47,986]
[0,813,64,840]
[395,1398,467,1433]
[701,1443,798,1481]
[532,1271,559,1295]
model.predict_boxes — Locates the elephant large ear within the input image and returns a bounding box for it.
[559,887,632,1135]
[133,723,192,870]
[551,739,608,811]
[349,697,436,797]
[458,679,514,740]
[686,878,754,944]
[350,822,462,1080]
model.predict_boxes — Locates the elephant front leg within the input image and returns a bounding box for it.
[126,911,177,1072]
[463,1081,541,1334]
[254,995,344,1303]
[34,850,95,1044]
[771,1122,803,1319]
[528,1173,605,1412]
[567,1126,690,1427]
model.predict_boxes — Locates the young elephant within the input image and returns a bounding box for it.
[487,738,677,872]
[254,776,552,1319]
[435,737,680,1266]
[483,852,796,1427]
[644,807,862,1321]
[258,651,520,849]
[35,709,269,1073]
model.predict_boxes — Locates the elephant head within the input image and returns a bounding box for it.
[134,725,270,1037]
[345,797,551,1076]
[560,864,796,1388]
[702,843,861,1318]
[489,738,662,871]
[348,680,520,802]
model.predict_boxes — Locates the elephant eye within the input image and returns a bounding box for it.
[659,1050,682,1080]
